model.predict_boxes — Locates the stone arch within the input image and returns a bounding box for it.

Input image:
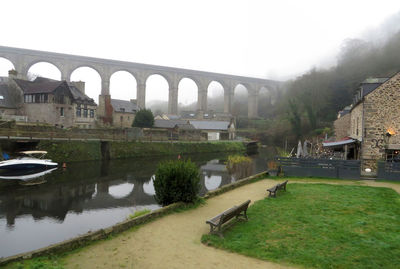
[67,64,103,82]
[70,66,102,103]
[0,57,15,76]
[178,77,198,112]
[257,86,271,118]
[233,83,249,117]
[145,74,170,113]
[26,61,62,81]
[207,81,225,112]
[110,70,138,101]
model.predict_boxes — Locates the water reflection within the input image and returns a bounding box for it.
[0,150,270,258]
[109,183,135,199]
[143,176,155,196]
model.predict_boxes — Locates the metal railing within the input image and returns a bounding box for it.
[276,157,361,179]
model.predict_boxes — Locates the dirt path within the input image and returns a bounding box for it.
[63,179,400,269]
[64,179,290,269]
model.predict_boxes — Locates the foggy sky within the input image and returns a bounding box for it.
[1,0,400,107]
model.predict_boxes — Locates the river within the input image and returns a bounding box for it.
[0,148,273,258]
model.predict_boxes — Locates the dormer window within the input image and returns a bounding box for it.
[120,108,125,112]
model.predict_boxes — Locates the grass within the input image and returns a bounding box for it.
[128,209,151,219]
[3,257,64,269]
[202,183,400,269]
[267,175,364,185]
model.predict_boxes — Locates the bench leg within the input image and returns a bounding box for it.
[269,191,276,198]
[217,224,224,238]
[209,224,216,234]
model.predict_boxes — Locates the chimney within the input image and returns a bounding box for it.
[70,81,85,94]
[8,69,18,79]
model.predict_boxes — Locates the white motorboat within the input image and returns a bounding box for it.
[0,151,58,176]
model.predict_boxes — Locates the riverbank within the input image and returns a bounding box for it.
[5,177,400,268]
[36,140,246,163]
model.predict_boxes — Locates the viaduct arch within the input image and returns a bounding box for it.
[0,45,281,118]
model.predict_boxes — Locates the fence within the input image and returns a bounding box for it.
[276,157,361,179]
[377,162,400,181]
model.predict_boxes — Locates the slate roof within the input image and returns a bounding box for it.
[0,83,21,108]
[69,85,96,105]
[14,77,67,94]
[352,77,390,107]
[189,120,230,131]
[154,119,189,129]
[111,99,138,113]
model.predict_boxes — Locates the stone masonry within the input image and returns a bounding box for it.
[334,113,351,140]
[357,72,400,171]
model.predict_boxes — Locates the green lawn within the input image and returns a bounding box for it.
[202,183,400,269]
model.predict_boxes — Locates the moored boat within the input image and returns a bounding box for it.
[0,151,58,176]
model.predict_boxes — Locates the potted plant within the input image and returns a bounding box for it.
[267,160,279,176]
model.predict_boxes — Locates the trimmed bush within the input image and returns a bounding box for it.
[154,159,201,206]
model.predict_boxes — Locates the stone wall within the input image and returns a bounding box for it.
[112,111,135,128]
[23,102,74,128]
[350,103,363,141]
[334,113,351,139]
[73,103,97,129]
[360,72,400,171]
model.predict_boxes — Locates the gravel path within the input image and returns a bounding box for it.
[63,179,400,269]
[64,179,290,269]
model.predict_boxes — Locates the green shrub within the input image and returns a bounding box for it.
[154,159,200,206]
[132,109,154,128]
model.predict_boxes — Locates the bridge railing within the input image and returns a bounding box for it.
[0,127,207,142]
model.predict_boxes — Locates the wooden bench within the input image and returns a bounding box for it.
[266,180,288,197]
[206,200,251,237]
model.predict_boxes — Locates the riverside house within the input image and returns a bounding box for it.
[111,99,139,128]
[14,77,97,128]
[328,72,400,172]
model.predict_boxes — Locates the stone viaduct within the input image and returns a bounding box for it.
[0,45,281,119]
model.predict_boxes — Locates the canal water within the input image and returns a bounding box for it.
[0,149,273,258]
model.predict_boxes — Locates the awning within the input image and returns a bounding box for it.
[323,138,356,147]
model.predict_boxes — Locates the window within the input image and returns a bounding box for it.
[41,94,48,103]
[120,108,125,112]
[76,107,81,117]
[24,94,32,103]
[356,117,359,136]
[90,109,94,118]
[60,107,64,117]
[83,108,88,118]
[0,95,4,100]
[120,116,123,122]
[35,94,40,103]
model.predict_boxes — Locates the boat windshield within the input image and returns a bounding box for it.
[17,151,48,159]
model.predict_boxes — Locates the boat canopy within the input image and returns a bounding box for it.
[19,151,48,155]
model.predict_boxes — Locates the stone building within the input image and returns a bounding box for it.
[13,77,97,128]
[69,82,97,129]
[110,99,138,128]
[333,105,352,140]
[0,77,25,121]
[329,73,400,172]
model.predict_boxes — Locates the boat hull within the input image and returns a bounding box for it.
[0,160,58,176]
